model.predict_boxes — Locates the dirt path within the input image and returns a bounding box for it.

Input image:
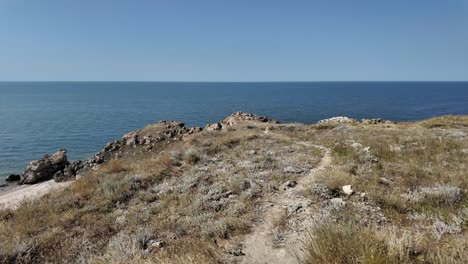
[0,180,71,209]
[240,141,332,264]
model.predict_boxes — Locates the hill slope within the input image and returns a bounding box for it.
[1,113,467,264]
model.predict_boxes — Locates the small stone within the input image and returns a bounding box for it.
[342,185,354,195]
[149,239,165,249]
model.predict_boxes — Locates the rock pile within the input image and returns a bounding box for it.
[361,118,395,124]
[318,117,358,124]
[205,112,279,131]
[318,116,395,125]
[11,120,204,185]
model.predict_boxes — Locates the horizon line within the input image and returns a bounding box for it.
[1,80,468,83]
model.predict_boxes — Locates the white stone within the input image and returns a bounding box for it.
[342,185,354,195]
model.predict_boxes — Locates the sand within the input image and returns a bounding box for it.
[0,180,71,209]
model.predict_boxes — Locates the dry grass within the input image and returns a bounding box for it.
[418,115,468,128]
[299,220,409,264]
[300,115,468,264]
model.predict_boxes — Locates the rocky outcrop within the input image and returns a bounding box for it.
[361,118,395,124]
[318,116,358,124]
[21,149,69,184]
[53,160,84,182]
[205,112,279,130]
[318,116,394,125]
[70,121,203,175]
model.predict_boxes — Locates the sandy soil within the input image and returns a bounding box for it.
[0,180,71,209]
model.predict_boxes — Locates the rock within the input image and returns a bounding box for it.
[228,248,245,256]
[342,185,354,195]
[147,239,165,249]
[282,180,297,190]
[205,112,279,131]
[122,131,139,145]
[89,154,104,164]
[141,136,153,145]
[187,127,203,134]
[318,117,358,124]
[283,166,304,174]
[222,112,279,126]
[5,174,21,182]
[461,149,468,154]
[248,150,257,155]
[205,122,222,131]
[361,118,382,124]
[144,145,153,151]
[22,149,69,184]
[360,192,367,198]
[361,118,394,125]
[53,160,83,182]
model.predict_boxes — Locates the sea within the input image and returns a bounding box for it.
[1,82,468,178]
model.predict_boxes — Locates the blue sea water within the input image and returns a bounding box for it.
[1,82,468,177]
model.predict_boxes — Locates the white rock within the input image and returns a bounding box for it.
[342,185,354,195]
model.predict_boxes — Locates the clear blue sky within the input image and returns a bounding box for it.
[1,0,467,81]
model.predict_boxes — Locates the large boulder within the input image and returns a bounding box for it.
[22,149,69,184]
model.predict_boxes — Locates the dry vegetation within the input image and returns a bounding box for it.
[303,117,468,264]
[0,115,467,264]
[0,122,321,263]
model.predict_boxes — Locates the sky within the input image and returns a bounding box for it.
[0,0,467,81]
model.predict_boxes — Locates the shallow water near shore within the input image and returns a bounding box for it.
[1,81,468,178]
